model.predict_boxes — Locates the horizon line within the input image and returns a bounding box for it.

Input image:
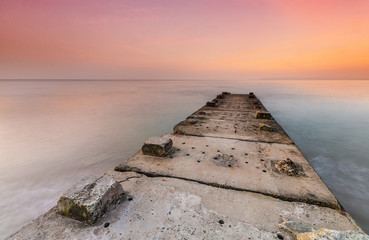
[1,78,369,81]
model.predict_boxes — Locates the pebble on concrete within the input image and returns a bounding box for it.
[275,158,300,176]
[56,176,125,224]
[142,136,173,157]
[259,123,273,131]
[255,111,272,119]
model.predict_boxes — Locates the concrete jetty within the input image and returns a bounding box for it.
[9,93,368,240]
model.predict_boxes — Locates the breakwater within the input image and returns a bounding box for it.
[9,92,367,240]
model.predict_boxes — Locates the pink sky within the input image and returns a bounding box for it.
[1,0,369,79]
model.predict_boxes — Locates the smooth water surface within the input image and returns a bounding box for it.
[0,80,368,238]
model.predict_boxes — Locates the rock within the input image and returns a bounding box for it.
[259,123,273,131]
[275,158,299,176]
[255,111,272,119]
[279,220,315,235]
[142,136,173,157]
[216,94,225,99]
[186,119,198,125]
[56,176,124,224]
[206,101,216,107]
[296,228,369,240]
[254,105,261,109]
[278,221,366,240]
[222,92,231,95]
[249,92,256,98]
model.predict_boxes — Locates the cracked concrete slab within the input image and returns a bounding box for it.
[189,109,260,121]
[8,171,363,240]
[115,134,340,209]
[174,117,293,144]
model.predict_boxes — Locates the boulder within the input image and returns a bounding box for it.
[56,176,124,224]
[142,136,173,157]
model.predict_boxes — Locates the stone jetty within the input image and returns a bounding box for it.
[9,93,368,240]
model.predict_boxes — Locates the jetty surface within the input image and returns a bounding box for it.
[9,93,367,240]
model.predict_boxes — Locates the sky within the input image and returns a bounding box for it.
[1,0,369,80]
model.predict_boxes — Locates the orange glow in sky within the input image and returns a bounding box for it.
[1,0,369,79]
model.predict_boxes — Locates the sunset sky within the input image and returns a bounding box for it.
[1,0,369,80]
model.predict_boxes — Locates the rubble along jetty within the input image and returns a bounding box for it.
[9,92,368,240]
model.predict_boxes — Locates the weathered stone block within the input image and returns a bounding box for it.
[259,123,273,131]
[142,136,173,157]
[56,176,124,224]
[206,101,216,107]
[216,94,225,99]
[221,92,231,95]
[249,92,255,98]
[255,111,272,119]
[279,220,315,235]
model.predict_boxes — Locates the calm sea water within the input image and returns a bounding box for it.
[0,80,368,238]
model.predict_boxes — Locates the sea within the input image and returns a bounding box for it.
[0,79,368,238]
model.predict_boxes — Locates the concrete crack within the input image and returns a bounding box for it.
[118,175,142,183]
[114,168,341,211]
[174,132,295,145]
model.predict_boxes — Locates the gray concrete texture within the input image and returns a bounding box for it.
[8,171,364,240]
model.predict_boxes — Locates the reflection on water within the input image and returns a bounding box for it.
[0,80,368,238]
